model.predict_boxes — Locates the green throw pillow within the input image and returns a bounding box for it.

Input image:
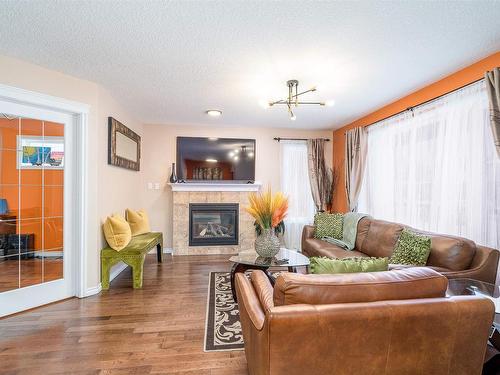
[310,256,389,274]
[390,228,431,266]
[314,212,343,240]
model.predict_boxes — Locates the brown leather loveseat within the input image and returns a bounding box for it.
[302,217,499,284]
[236,268,494,375]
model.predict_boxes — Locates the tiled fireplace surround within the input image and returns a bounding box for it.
[171,183,261,255]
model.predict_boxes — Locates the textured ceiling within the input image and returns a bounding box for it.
[0,1,500,130]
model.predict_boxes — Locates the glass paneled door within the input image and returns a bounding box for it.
[0,100,75,316]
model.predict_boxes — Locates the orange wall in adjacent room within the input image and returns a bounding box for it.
[331,51,500,213]
[0,118,64,252]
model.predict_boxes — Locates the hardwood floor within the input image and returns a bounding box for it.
[0,257,63,292]
[0,254,248,375]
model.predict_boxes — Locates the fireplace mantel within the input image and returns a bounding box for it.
[169,182,262,192]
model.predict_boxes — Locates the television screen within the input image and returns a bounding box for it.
[176,137,256,182]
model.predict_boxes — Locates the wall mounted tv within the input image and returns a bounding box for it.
[176,137,256,183]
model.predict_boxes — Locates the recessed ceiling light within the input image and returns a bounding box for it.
[325,100,335,107]
[206,110,222,117]
[233,155,239,161]
[206,158,217,163]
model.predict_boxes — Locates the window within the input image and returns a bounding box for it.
[358,81,500,250]
[280,140,316,250]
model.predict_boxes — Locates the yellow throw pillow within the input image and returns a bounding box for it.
[126,208,151,236]
[103,214,131,251]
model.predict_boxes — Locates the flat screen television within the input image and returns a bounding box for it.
[176,137,256,183]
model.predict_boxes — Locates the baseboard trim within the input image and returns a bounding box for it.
[83,262,128,297]
[84,284,102,297]
[83,248,172,298]
[148,247,173,254]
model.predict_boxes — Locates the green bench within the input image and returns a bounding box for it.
[101,232,163,289]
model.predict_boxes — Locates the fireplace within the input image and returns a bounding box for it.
[189,203,239,246]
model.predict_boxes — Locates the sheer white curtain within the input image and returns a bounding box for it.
[359,81,500,251]
[280,140,316,251]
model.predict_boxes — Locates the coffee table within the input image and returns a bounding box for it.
[229,248,310,302]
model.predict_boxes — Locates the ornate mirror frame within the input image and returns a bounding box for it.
[108,117,141,171]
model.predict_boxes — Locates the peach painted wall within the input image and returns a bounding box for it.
[141,124,332,249]
[331,51,500,213]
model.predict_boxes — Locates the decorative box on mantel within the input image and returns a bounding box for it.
[169,182,262,256]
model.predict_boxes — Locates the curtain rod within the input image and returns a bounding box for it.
[274,137,331,142]
[345,77,485,134]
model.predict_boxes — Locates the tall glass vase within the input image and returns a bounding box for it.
[254,228,280,258]
[169,162,177,183]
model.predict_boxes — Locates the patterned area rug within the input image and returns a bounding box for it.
[204,271,244,351]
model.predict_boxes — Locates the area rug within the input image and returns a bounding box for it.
[204,271,244,351]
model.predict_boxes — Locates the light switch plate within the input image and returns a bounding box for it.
[147,182,153,190]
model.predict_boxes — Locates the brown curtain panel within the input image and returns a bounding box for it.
[485,68,500,158]
[345,127,368,212]
[307,139,331,212]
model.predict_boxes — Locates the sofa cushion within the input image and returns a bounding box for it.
[304,238,368,259]
[310,256,389,274]
[413,231,476,271]
[314,212,343,240]
[390,228,431,266]
[360,219,405,258]
[273,267,448,306]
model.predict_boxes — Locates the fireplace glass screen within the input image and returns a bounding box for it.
[189,203,239,246]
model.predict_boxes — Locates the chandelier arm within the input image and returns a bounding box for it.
[287,102,294,118]
[271,101,325,105]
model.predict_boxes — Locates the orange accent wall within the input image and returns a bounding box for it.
[331,51,500,213]
[0,118,64,252]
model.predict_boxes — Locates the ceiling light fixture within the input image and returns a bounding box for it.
[205,158,218,163]
[267,80,331,120]
[206,109,222,117]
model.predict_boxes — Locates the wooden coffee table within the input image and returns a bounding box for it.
[229,248,310,302]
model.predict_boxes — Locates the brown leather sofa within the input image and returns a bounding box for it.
[236,268,494,375]
[302,217,499,284]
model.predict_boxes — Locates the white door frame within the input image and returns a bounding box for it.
[0,84,89,316]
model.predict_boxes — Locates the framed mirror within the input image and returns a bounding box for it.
[108,117,141,171]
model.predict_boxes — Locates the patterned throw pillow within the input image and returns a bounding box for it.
[314,213,343,240]
[310,256,389,274]
[390,228,431,266]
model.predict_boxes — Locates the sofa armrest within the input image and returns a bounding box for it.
[442,245,499,284]
[301,225,315,252]
[302,225,315,239]
[235,273,265,331]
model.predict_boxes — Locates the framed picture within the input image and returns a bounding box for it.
[16,135,65,169]
[108,117,141,171]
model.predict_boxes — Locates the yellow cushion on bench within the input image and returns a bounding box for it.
[103,214,131,251]
[126,208,151,236]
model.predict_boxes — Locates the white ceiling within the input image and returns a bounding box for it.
[0,1,500,130]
